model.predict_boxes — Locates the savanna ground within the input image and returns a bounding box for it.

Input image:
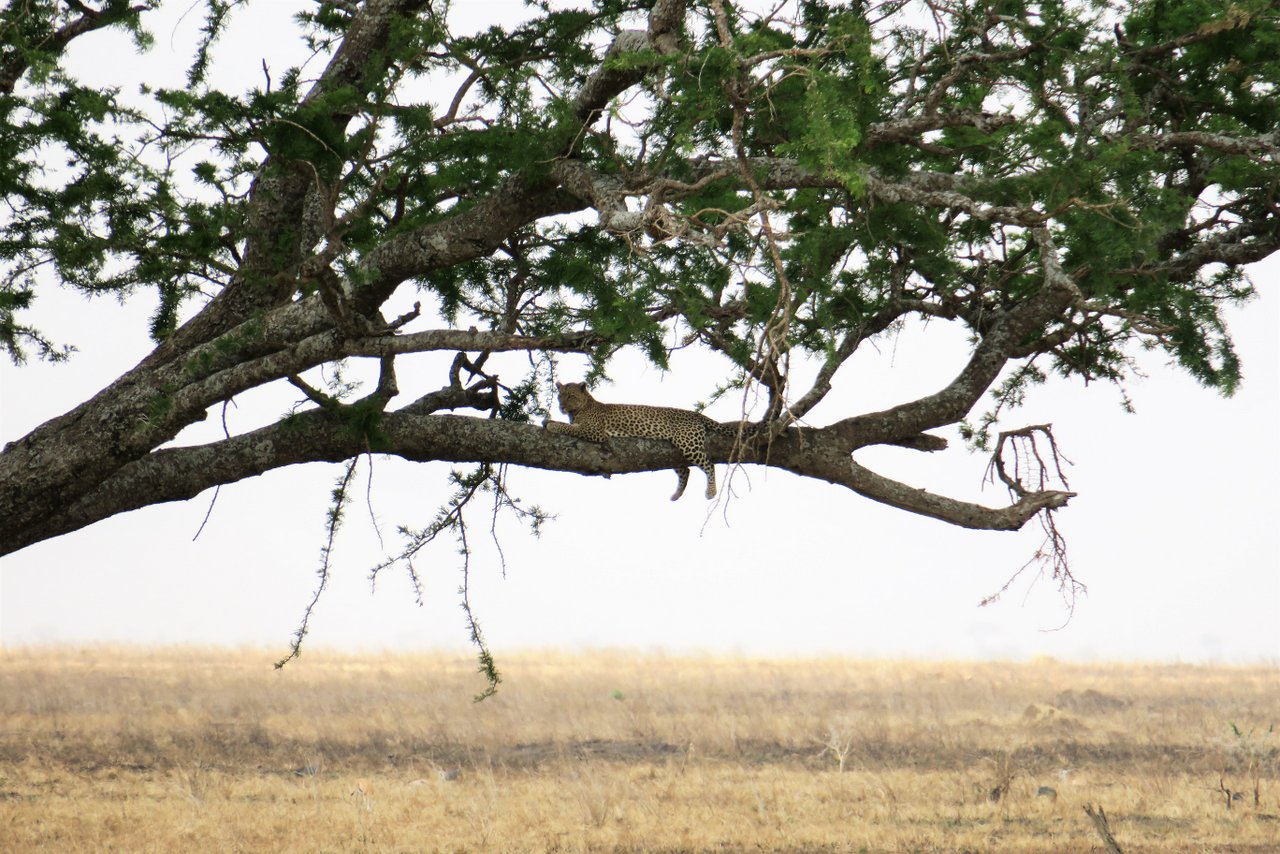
[0,648,1275,853]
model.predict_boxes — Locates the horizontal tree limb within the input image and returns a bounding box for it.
[3,407,1055,555]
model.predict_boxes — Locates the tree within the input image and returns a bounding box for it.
[2,1,1276,566]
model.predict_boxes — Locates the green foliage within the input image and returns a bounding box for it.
[498,375,543,424]
[1227,720,1279,805]
[0,287,71,363]
[3,0,1276,398]
[336,397,390,450]
[962,364,1049,451]
[0,2,246,355]
[1229,721,1279,766]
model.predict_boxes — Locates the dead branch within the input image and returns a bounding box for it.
[1083,803,1124,854]
[984,424,1072,500]
[980,425,1081,612]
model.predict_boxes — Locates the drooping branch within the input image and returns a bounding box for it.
[985,424,1073,501]
[978,424,1080,613]
[814,451,1073,532]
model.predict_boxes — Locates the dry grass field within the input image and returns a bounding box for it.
[0,647,1276,853]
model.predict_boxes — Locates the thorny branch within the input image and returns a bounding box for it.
[357,461,549,699]
[275,455,361,669]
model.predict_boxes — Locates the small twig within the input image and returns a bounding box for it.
[386,301,422,331]
[192,398,236,540]
[1083,803,1124,854]
[288,374,335,408]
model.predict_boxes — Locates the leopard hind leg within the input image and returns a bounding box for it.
[671,466,690,501]
[678,452,717,499]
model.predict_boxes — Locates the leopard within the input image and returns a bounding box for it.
[544,381,741,501]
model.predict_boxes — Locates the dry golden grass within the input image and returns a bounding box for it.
[0,647,1276,852]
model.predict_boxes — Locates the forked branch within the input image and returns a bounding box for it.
[984,424,1073,500]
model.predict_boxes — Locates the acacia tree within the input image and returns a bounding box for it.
[2,2,1276,564]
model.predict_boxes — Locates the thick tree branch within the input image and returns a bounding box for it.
[357,2,684,309]
[2,0,672,530]
[355,180,586,313]
[0,289,602,542]
[569,0,683,133]
[865,110,1018,151]
[1119,129,1280,160]
[832,228,1079,448]
[782,258,948,428]
[682,156,1046,225]
[550,160,636,232]
[5,0,1275,561]
[1120,217,1280,280]
[344,328,604,357]
[4,409,1057,555]
[171,325,605,421]
[142,0,433,369]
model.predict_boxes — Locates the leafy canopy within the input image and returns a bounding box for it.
[1,0,1276,556]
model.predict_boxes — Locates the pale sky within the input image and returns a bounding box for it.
[1,2,1277,665]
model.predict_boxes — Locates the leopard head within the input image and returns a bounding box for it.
[555,381,594,417]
